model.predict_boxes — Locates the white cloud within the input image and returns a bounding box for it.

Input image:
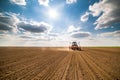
[38,0,49,6]
[89,2,103,17]
[0,12,54,46]
[66,25,91,39]
[89,30,120,46]
[98,30,120,37]
[80,12,90,22]
[66,0,77,4]
[89,0,120,30]
[10,0,26,6]
[67,25,81,33]
[1,32,120,47]
[0,12,52,34]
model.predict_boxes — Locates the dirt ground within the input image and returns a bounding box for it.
[0,47,120,80]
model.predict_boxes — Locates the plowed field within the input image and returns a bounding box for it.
[0,47,120,80]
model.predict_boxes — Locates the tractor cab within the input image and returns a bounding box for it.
[69,42,81,51]
[72,42,78,46]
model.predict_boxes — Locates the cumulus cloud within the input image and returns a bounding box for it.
[89,0,120,30]
[66,25,90,39]
[71,32,91,38]
[80,12,90,22]
[89,2,102,17]
[66,0,77,4]
[0,12,53,34]
[10,0,26,6]
[67,25,81,33]
[18,21,52,33]
[0,12,19,33]
[38,0,49,6]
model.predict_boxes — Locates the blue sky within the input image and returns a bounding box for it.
[0,0,120,46]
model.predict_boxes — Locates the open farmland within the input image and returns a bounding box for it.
[0,47,120,80]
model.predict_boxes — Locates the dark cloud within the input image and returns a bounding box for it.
[0,12,19,32]
[18,22,52,33]
[71,32,91,38]
[0,12,52,34]
[0,22,12,31]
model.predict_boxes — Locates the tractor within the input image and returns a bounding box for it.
[69,42,81,51]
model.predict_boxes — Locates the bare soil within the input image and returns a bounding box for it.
[0,47,120,80]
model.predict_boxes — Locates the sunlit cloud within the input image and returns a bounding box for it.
[66,0,77,4]
[89,0,120,30]
[80,12,90,22]
[38,0,49,6]
[67,25,81,33]
[10,0,26,6]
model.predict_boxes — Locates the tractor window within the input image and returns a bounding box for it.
[72,42,77,46]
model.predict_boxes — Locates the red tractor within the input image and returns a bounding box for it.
[69,42,81,51]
